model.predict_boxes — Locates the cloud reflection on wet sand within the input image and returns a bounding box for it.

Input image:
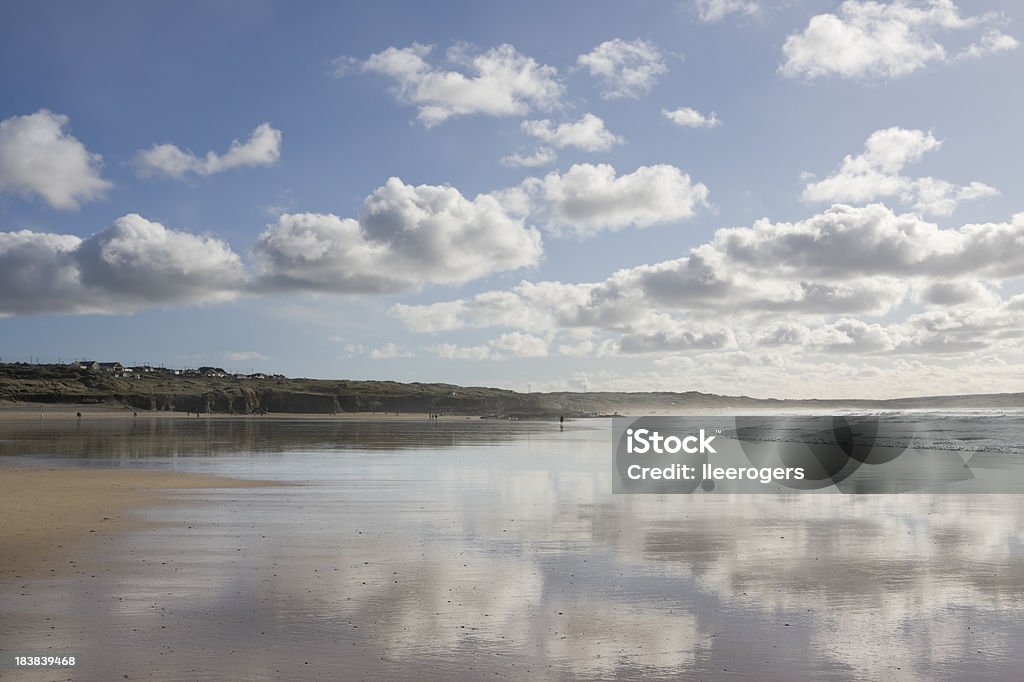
[3,418,1024,679]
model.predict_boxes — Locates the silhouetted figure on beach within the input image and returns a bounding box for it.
[76,412,82,420]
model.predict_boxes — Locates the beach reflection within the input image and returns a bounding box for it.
[3,418,1024,679]
[0,415,559,458]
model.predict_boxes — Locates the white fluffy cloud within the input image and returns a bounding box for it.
[502,115,624,169]
[354,43,563,126]
[617,315,737,353]
[76,214,244,304]
[133,123,282,179]
[500,147,557,168]
[520,114,622,151]
[77,214,243,303]
[0,231,88,315]
[704,204,1024,281]
[253,177,543,293]
[0,161,707,316]
[956,29,1019,60]
[514,163,710,237]
[576,39,666,99]
[662,107,720,128]
[0,110,111,210]
[434,332,549,360]
[915,280,998,307]
[781,0,1018,80]
[0,214,244,316]
[392,204,1024,361]
[802,127,997,215]
[694,0,760,23]
[757,303,1022,356]
[369,343,413,359]
[224,351,268,362]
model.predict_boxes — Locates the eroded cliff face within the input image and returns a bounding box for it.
[110,389,517,415]
[118,387,264,413]
[6,363,1021,416]
[259,390,339,414]
[0,364,580,416]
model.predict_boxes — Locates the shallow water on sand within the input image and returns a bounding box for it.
[3,417,1024,680]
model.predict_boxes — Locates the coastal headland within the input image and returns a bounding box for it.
[2,362,1022,417]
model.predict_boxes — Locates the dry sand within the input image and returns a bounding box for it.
[0,465,281,577]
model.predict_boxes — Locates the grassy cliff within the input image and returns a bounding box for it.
[0,363,1021,416]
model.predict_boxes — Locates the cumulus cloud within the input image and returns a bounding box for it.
[956,29,1019,60]
[705,204,1024,281]
[576,39,666,99]
[0,110,111,210]
[557,339,596,357]
[662,107,720,128]
[514,163,710,237]
[392,281,597,334]
[433,343,492,361]
[757,304,1022,356]
[76,214,245,304]
[224,351,268,362]
[0,231,88,315]
[391,204,1024,361]
[133,123,282,179]
[520,114,622,151]
[369,343,413,359]
[500,147,557,168]
[434,332,549,360]
[0,161,707,316]
[489,331,549,357]
[802,127,997,215]
[253,177,542,293]
[915,280,998,307]
[694,0,760,23]
[352,43,563,126]
[0,214,245,316]
[617,315,737,353]
[781,0,1018,80]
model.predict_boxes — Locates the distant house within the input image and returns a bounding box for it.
[130,365,155,373]
[98,362,125,374]
[198,366,227,377]
[71,360,100,371]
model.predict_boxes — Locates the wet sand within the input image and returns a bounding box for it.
[3,418,1024,679]
[0,466,282,577]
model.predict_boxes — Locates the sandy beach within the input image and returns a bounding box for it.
[0,465,282,578]
[4,416,1024,680]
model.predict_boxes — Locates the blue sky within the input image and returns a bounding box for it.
[2,0,1023,398]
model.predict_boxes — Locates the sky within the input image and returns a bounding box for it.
[1,0,1023,399]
